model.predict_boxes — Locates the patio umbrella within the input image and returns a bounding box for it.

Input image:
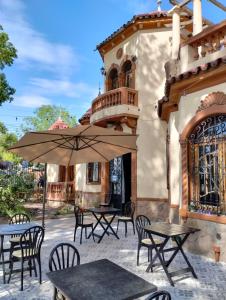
[9,124,137,227]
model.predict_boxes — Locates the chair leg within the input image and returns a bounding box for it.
[125,222,127,237]
[137,245,141,266]
[116,220,119,234]
[37,255,42,284]
[20,260,24,291]
[148,248,150,262]
[28,259,32,277]
[92,225,95,242]
[132,220,135,235]
[7,256,14,284]
[33,256,37,277]
[53,287,57,300]
[80,227,83,244]
[150,248,153,273]
[85,227,88,239]
[73,225,77,242]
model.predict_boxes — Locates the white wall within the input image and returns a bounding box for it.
[169,82,226,206]
[75,164,101,193]
[47,164,59,182]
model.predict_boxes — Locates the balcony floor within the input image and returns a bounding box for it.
[1,216,226,299]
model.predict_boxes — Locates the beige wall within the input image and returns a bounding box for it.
[75,164,101,193]
[47,164,59,182]
[103,28,172,199]
[169,82,226,206]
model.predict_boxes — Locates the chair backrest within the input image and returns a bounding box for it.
[49,242,80,272]
[135,215,151,242]
[147,290,171,300]
[74,205,84,225]
[124,201,135,218]
[9,213,30,225]
[20,226,44,258]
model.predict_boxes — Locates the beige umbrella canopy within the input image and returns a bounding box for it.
[9,124,137,165]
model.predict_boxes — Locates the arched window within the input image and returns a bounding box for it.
[109,68,119,90]
[188,115,226,215]
[122,60,132,88]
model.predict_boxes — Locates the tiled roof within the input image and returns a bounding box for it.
[158,56,226,118]
[48,117,69,130]
[96,11,169,50]
[79,108,92,124]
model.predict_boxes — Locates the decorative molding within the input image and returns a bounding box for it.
[116,48,123,60]
[197,92,226,112]
[120,116,137,129]
[137,197,168,202]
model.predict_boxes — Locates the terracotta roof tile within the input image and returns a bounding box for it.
[79,108,92,124]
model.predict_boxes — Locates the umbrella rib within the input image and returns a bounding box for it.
[9,136,69,150]
[67,138,77,167]
[29,131,137,137]
[81,138,108,162]
[29,136,75,163]
[82,136,137,151]
[79,141,101,151]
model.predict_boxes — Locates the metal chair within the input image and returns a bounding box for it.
[73,205,95,244]
[8,213,31,257]
[116,201,135,237]
[49,242,80,300]
[135,215,163,267]
[8,225,44,291]
[147,290,171,300]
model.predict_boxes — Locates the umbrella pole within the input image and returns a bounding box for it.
[42,163,47,230]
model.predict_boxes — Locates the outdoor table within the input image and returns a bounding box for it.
[47,258,157,300]
[88,207,121,243]
[0,222,38,283]
[144,222,200,286]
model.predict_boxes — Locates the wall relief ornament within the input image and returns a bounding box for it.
[197,92,226,112]
[116,48,123,60]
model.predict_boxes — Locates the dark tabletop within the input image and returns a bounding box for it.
[144,222,200,238]
[88,207,121,215]
[47,259,157,300]
[0,222,38,236]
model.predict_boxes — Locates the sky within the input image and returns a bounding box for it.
[0,0,225,134]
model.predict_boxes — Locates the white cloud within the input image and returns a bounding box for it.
[0,0,78,76]
[29,78,98,99]
[13,95,51,108]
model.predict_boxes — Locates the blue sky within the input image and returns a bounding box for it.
[0,0,225,134]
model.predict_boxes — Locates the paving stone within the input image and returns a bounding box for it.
[0,217,226,299]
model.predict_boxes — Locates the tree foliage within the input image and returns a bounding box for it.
[0,121,18,162]
[21,105,77,133]
[0,25,17,105]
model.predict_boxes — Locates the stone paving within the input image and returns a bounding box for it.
[0,216,226,300]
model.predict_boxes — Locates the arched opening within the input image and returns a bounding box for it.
[108,68,119,90]
[188,114,226,215]
[121,60,132,88]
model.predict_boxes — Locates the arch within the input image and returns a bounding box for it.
[119,55,136,89]
[179,92,226,220]
[105,63,120,91]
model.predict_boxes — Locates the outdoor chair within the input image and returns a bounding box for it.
[135,215,163,267]
[147,290,171,300]
[8,225,44,291]
[73,205,95,244]
[8,213,31,254]
[49,242,80,300]
[116,201,135,237]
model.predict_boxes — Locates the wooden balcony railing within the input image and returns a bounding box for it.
[47,181,75,201]
[92,87,138,114]
[185,20,226,60]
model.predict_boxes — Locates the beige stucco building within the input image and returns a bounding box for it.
[47,4,226,262]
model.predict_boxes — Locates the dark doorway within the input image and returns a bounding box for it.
[109,153,131,213]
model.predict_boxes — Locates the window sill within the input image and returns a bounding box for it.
[180,209,226,224]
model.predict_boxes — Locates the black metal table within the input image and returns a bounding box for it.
[47,259,157,300]
[0,222,38,283]
[88,207,121,243]
[144,222,200,286]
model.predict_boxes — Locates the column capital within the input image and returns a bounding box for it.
[168,5,180,15]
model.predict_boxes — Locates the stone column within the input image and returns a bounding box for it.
[193,0,202,35]
[168,6,180,60]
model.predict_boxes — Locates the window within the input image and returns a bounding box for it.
[87,162,100,184]
[109,68,119,90]
[122,60,132,88]
[188,115,226,215]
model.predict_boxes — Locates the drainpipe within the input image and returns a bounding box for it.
[168,5,181,60]
[193,0,203,35]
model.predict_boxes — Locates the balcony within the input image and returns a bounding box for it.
[91,87,139,124]
[47,181,75,202]
[179,20,226,74]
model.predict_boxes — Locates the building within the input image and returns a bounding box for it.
[47,2,226,261]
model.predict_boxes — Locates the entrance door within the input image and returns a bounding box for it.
[109,153,131,212]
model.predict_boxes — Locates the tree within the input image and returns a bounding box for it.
[0,25,17,105]
[0,121,18,162]
[21,105,77,133]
